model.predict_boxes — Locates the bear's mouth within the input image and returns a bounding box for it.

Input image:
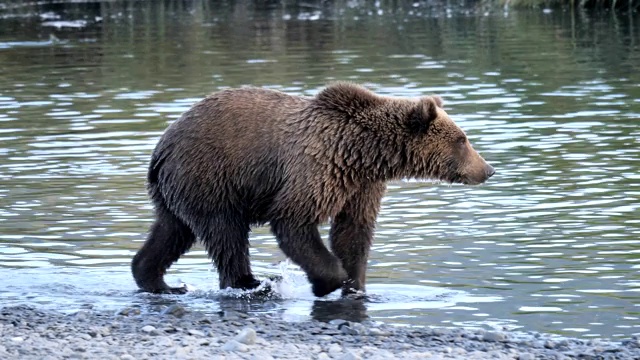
[446,173,465,185]
[460,174,490,186]
[449,173,483,186]
[462,179,483,186]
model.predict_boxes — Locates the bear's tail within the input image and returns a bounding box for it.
[147,149,168,203]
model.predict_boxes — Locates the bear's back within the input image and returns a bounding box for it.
[149,88,314,223]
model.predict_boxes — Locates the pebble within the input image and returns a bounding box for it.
[162,326,178,334]
[117,307,140,316]
[328,343,342,355]
[282,343,298,352]
[251,351,275,360]
[622,338,640,348]
[156,336,173,347]
[234,327,257,345]
[2,305,640,360]
[340,349,362,360]
[518,353,535,360]
[340,324,359,336]
[368,328,388,336]
[483,331,507,342]
[222,339,249,352]
[173,346,188,357]
[188,329,205,337]
[141,325,158,335]
[141,325,155,333]
[162,304,187,318]
[197,339,210,346]
[72,311,90,321]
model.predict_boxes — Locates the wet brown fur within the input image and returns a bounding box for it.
[131,82,494,297]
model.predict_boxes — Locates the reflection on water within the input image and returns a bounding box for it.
[1,1,639,339]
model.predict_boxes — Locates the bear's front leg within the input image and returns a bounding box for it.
[271,220,347,297]
[330,182,385,296]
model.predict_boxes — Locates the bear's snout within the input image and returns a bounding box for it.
[485,164,495,179]
[461,158,495,186]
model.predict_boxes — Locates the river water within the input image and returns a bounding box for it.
[0,1,639,339]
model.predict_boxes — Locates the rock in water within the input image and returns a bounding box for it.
[234,327,257,345]
[162,304,187,318]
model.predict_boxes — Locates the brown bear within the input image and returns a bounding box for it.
[131,82,494,297]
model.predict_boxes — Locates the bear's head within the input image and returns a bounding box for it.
[402,95,495,185]
[315,82,494,185]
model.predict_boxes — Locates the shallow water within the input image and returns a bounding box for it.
[1,1,639,339]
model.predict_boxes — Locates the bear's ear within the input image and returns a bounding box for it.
[431,95,443,108]
[315,82,379,113]
[407,96,439,134]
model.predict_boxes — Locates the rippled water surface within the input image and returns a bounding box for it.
[1,1,639,339]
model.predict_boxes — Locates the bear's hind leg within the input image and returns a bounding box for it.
[271,220,347,297]
[131,202,196,294]
[195,212,260,291]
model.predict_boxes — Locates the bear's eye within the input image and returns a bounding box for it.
[456,136,467,146]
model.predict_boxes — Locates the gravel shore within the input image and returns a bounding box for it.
[1,304,639,360]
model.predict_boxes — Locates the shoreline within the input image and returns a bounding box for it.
[1,305,639,359]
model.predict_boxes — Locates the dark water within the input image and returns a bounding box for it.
[1,1,639,339]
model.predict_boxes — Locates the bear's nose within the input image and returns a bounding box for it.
[486,165,495,178]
